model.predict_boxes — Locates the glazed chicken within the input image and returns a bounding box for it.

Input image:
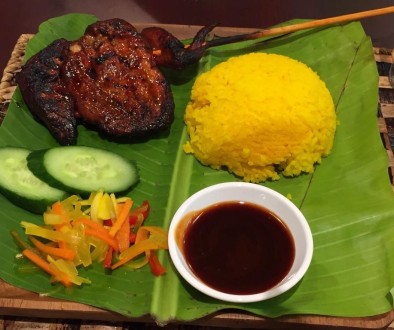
[17,19,214,145]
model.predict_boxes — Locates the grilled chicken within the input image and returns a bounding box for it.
[17,19,181,145]
[62,19,174,141]
[141,24,216,70]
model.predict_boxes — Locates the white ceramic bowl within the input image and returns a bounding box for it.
[168,182,313,303]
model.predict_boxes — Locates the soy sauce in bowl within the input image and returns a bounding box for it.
[169,182,313,303]
[177,201,295,295]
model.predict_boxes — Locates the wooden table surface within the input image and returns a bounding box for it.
[2,2,394,329]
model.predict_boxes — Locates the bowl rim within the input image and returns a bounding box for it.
[168,182,314,303]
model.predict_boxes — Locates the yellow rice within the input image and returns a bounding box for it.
[183,52,336,182]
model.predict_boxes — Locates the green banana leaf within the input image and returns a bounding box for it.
[0,13,394,324]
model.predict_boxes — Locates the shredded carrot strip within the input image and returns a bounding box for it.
[22,248,72,287]
[28,236,75,260]
[115,214,131,252]
[50,201,69,224]
[109,199,133,237]
[74,217,110,235]
[55,225,68,249]
[51,201,64,214]
[84,228,119,252]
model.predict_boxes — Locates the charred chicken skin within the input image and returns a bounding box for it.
[17,19,214,145]
[16,38,77,145]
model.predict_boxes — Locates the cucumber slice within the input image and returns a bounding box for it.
[0,147,68,213]
[27,146,139,194]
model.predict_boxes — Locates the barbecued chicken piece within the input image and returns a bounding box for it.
[141,24,216,70]
[18,18,277,145]
[16,38,77,145]
[62,19,174,139]
[17,19,174,145]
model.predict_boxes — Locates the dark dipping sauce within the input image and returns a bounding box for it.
[179,201,295,295]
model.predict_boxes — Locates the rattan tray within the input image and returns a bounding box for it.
[1,33,394,330]
[376,47,394,187]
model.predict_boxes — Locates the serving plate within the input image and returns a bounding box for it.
[1,15,394,328]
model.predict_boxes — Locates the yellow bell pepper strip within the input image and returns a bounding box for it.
[133,226,168,276]
[97,192,116,220]
[22,248,72,287]
[111,237,167,270]
[135,224,150,242]
[117,220,152,269]
[137,226,168,239]
[109,198,133,237]
[47,256,91,286]
[89,237,108,262]
[123,254,150,269]
[53,195,79,216]
[43,212,66,226]
[66,223,92,267]
[28,235,76,260]
[22,222,72,243]
[110,193,118,215]
[90,190,103,221]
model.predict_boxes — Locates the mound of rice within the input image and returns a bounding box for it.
[183,52,336,182]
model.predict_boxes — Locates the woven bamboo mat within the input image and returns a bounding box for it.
[0,34,32,119]
[1,35,394,330]
[376,47,394,188]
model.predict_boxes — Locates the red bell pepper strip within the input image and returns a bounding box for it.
[103,219,113,227]
[129,200,150,227]
[129,232,137,244]
[104,247,114,270]
[148,250,166,277]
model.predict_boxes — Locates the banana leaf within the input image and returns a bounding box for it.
[1,13,394,324]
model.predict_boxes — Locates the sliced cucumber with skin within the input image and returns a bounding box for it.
[0,147,68,213]
[27,146,139,194]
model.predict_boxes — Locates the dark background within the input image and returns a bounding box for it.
[2,0,394,73]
